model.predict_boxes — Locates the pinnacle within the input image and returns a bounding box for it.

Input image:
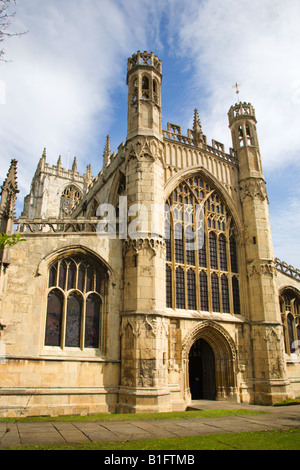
[72,156,77,172]
[103,135,111,158]
[2,159,19,193]
[193,108,202,132]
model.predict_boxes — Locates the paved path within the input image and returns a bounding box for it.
[0,401,299,448]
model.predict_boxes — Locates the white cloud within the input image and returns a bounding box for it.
[0,0,298,267]
[170,0,300,167]
[0,0,165,202]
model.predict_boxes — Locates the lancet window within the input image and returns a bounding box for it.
[45,254,107,351]
[165,175,240,314]
[280,289,300,355]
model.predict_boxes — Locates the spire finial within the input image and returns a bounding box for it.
[103,135,111,168]
[72,156,77,172]
[193,108,202,133]
[2,159,19,193]
[192,109,204,147]
[232,82,241,103]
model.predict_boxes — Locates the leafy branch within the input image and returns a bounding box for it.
[0,232,25,250]
[0,0,27,61]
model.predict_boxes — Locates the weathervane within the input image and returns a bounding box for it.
[232,82,241,103]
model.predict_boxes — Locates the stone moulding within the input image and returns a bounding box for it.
[239,177,268,202]
[125,136,164,165]
[123,237,165,256]
[247,259,277,278]
[120,314,169,339]
[182,320,237,362]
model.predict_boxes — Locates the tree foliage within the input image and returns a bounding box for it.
[0,0,26,61]
[0,232,25,250]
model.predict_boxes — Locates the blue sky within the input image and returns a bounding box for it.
[0,0,299,267]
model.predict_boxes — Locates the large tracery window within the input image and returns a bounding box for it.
[45,254,107,351]
[165,175,240,314]
[280,289,300,355]
[60,185,82,218]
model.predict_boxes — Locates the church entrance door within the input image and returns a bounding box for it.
[189,338,216,400]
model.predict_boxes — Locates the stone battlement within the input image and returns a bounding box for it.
[127,50,162,74]
[228,102,256,124]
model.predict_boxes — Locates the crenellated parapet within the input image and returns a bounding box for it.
[228,102,256,124]
[127,50,162,77]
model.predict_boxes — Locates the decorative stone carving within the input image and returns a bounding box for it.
[182,320,237,362]
[125,136,164,165]
[240,178,267,202]
[247,260,277,278]
[123,237,165,256]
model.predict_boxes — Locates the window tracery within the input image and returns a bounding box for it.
[280,289,300,355]
[45,254,106,351]
[60,185,82,218]
[165,175,240,314]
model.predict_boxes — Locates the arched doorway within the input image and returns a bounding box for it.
[189,338,216,400]
[183,321,238,402]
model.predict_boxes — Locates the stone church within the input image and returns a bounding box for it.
[0,51,299,417]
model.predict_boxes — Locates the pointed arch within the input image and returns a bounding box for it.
[183,321,238,400]
[43,246,109,353]
[165,169,242,315]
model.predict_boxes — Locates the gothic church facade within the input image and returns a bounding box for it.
[0,51,299,416]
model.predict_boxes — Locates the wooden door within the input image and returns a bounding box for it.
[189,339,216,400]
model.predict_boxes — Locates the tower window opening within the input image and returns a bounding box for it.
[132,78,138,103]
[142,75,150,99]
[238,126,244,147]
[246,125,253,145]
[153,79,159,104]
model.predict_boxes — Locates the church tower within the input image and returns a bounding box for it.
[118,51,170,413]
[228,102,288,404]
[127,50,162,141]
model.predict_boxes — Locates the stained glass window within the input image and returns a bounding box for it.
[198,233,206,267]
[174,223,184,264]
[280,289,300,355]
[165,174,240,314]
[45,254,106,351]
[166,264,172,308]
[58,261,66,290]
[65,292,82,347]
[45,289,64,346]
[221,274,230,313]
[49,265,57,288]
[176,267,185,309]
[219,234,227,271]
[86,266,94,293]
[187,269,197,310]
[67,260,76,290]
[230,234,238,273]
[209,232,218,270]
[199,271,209,311]
[287,314,295,353]
[211,273,220,312]
[85,294,101,348]
[232,276,240,315]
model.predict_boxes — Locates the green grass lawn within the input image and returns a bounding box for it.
[3,429,300,451]
[0,408,266,423]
